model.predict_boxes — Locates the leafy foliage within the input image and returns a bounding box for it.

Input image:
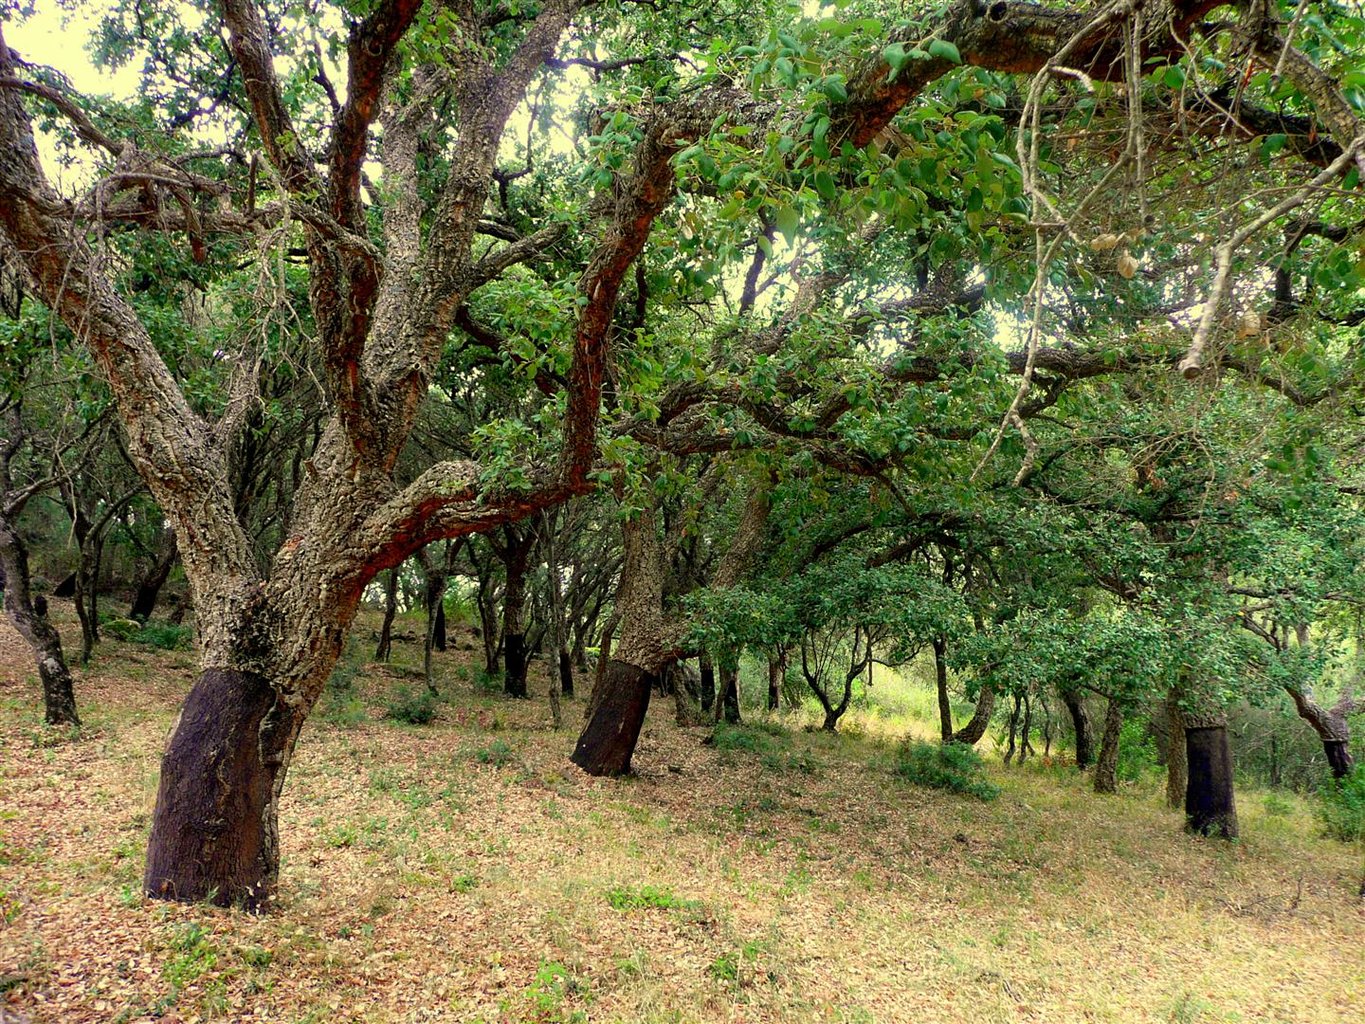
[1318,767,1365,843]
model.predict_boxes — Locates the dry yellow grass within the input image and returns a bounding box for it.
[1,612,1362,1024]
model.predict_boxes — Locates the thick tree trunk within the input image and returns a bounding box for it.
[1093,699,1123,794]
[934,636,953,742]
[1165,699,1187,809]
[144,667,299,908]
[717,664,741,724]
[698,654,716,714]
[1061,686,1092,769]
[504,632,528,698]
[572,505,671,775]
[952,682,996,745]
[1184,715,1239,838]
[0,515,79,726]
[129,530,177,622]
[559,649,574,697]
[1324,740,1353,779]
[374,567,399,662]
[571,660,654,774]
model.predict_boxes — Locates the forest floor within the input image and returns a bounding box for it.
[1,607,1363,1024]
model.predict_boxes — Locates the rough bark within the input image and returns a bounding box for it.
[767,649,784,711]
[1165,699,1187,809]
[494,524,535,699]
[573,504,674,775]
[1093,699,1123,795]
[1061,686,1092,769]
[144,667,298,908]
[1184,713,1239,839]
[952,682,996,745]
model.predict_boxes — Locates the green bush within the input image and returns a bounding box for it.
[472,739,516,766]
[1318,766,1365,842]
[709,722,772,754]
[384,686,436,725]
[1116,719,1161,782]
[894,740,1000,801]
[136,621,194,651]
[101,617,193,650]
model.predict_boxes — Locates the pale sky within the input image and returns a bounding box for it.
[5,2,141,98]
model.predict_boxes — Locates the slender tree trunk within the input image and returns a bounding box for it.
[1003,693,1020,765]
[542,511,566,729]
[1093,699,1123,794]
[418,546,451,696]
[374,566,399,662]
[934,635,953,742]
[128,530,178,622]
[497,526,534,699]
[1019,692,1034,765]
[1183,712,1239,838]
[1165,699,1187,809]
[952,682,996,745]
[0,518,80,726]
[767,650,784,711]
[1061,686,1093,769]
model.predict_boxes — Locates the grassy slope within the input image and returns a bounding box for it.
[1,611,1362,1024]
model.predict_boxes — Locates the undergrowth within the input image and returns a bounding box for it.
[894,740,1000,801]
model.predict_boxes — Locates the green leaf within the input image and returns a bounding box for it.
[814,170,837,201]
[775,205,800,245]
[927,38,962,64]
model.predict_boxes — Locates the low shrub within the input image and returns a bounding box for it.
[709,722,773,754]
[1318,766,1365,842]
[472,739,516,766]
[894,740,1000,801]
[384,686,436,725]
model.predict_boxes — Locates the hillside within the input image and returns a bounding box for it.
[1,612,1362,1024]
